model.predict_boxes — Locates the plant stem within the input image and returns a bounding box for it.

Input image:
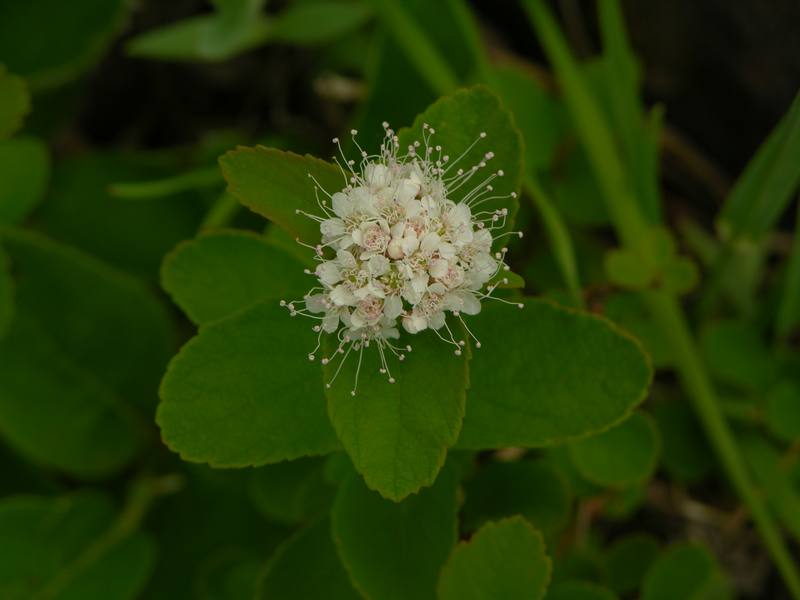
[524,0,800,595]
[200,191,240,231]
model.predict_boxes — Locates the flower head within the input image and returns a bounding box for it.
[283,123,523,395]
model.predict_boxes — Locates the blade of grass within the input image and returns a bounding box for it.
[523,1,800,596]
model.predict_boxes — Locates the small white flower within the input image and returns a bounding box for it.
[284,122,522,394]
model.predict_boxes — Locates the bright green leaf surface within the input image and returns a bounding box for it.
[602,533,660,595]
[158,299,339,467]
[397,86,522,239]
[259,518,362,600]
[161,230,309,325]
[569,412,660,487]
[332,464,459,600]
[220,146,343,243]
[0,137,50,225]
[438,517,551,600]
[642,543,732,600]
[545,581,618,600]
[0,66,29,139]
[324,329,468,500]
[249,457,336,525]
[0,492,155,599]
[462,459,572,537]
[456,299,652,449]
[0,0,128,89]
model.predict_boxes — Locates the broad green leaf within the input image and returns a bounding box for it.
[258,518,361,600]
[196,551,262,600]
[249,457,336,525]
[0,228,173,409]
[0,0,128,90]
[0,492,155,599]
[34,152,206,280]
[161,230,309,325]
[438,517,551,600]
[548,148,609,226]
[398,86,523,239]
[765,381,800,441]
[456,299,652,449]
[126,14,270,63]
[651,401,714,483]
[605,248,653,289]
[742,435,800,542]
[487,63,568,173]
[642,543,732,600]
[0,246,11,338]
[0,137,50,225]
[545,582,618,600]
[718,91,800,240]
[604,293,672,368]
[602,483,646,521]
[0,66,29,138]
[158,299,339,467]
[462,459,572,537]
[332,464,460,600]
[220,146,343,243]
[324,329,468,500]
[270,1,373,45]
[569,412,660,487]
[0,315,140,477]
[602,533,660,595]
[700,320,777,392]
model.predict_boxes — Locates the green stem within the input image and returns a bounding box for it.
[36,474,182,600]
[200,191,240,231]
[367,0,459,96]
[524,0,800,594]
[525,174,584,308]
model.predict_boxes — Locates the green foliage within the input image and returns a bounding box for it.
[0,137,50,225]
[545,582,618,600]
[157,300,340,466]
[569,411,660,487]
[249,458,336,525]
[641,543,732,600]
[456,300,652,448]
[601,533,660,595]
[765,381,800,441]
[438,517,551,600]
[0,66,30,139]
[332,464,460,600]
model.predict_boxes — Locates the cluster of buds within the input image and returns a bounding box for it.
[282,122,522,394]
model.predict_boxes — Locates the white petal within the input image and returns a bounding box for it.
[304,293,327,313]
[383,295,403,320]
[320,218,345,239]
[428,310,446,330]
[322,312,339,333]
[368,255,390,276]
[331,192,352,217]
[316,262,341,286]
[402,312,427,334]
[459,291,482,315]
[429,258,449,279]
[330,285,356,306]
[396,179,420,203]
[336,249,357,269]
[420,232,440,255]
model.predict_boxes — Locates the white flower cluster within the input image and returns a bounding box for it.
[283,122,522,394]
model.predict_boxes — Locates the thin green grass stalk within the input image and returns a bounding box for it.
[522,1,800,596]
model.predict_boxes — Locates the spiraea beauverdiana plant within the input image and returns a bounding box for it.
[282,122,523,394]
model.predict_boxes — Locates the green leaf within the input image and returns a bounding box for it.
[742,435,800,542]
[398,86,523,240]
[462,459,572,537]
[438,517,551,600]
[602,533,660,595]
[569,412,660,487]
[0,492,155,599]
[0,137,50,225]
[324,328,468,500]
[456,299,652,449]
[249,457,336,525]
[777,204,800,337]
[259,517,362,600]
[0,246,11,338]
[651,400,714,483]
[161,230,310,325]
[765,380,800,442]
[158,299,339,467]
[196,551,262,600]
[487,63,568,173]
[718,91,800,240]
[700,319,777,392]
[270,1,373,45]
[34,152,206,281]
[220,146,344,243]
[332,464,460,600]
[545,581,618,600]
[0,66,29,139]
[0,0,129,90]
[641,543,732,600]
[604,293,672,368]
[605,248,653,289]
[126,14,270,63]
